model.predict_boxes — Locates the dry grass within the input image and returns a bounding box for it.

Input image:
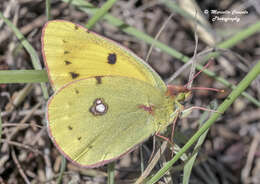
[0,0,260,183]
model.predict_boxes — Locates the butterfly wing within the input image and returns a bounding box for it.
[42,20,166,92]
[47,76,170,167]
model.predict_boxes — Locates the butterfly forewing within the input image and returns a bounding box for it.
[42,20,166,92]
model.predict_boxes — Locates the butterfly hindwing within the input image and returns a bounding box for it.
[47,76,169,167]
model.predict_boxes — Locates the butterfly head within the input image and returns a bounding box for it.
[166,85,192,104]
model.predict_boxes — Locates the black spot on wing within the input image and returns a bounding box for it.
[77,137,82,141]
[107,53,117,64]
[64,51,70,54]
[74,25,79,30]
[69,72,80,79]
[95,76,103,84]
[75,89,79,94]
[64,60,72,65]
[87,144,93,149]
[68,126,73,130]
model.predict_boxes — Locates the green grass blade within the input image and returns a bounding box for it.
[0,12,49,99]
[107,162,115,184]
[56,156,67,184]
[86,0,118,29]
[182,101,218,184]
[0,70,48,83]
[147,60,260,183]
[45,0,52,20]
[0,13,41,70]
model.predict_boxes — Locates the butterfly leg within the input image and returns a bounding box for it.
[155,131,175,156]
[180,106,220,119]
[170,113,180,156]
[149,118,178,163]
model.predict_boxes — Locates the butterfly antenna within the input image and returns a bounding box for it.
[190,86,224,93]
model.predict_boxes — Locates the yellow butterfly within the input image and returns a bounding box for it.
[42,20,191,168]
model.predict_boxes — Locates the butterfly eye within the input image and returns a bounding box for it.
[179,94,192,105]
